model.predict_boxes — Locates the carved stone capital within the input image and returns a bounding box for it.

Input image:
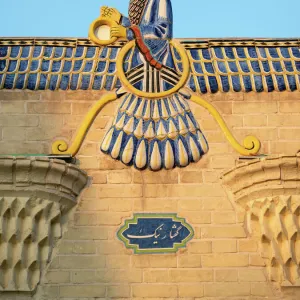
[222,155,300,286]
[0,157,89,292]
[222,155,300,208]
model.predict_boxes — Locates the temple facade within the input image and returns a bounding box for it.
[0,2,300,299]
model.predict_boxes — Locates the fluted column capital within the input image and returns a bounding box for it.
[0,156,89,208]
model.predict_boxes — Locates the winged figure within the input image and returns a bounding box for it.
[1,0,299,170]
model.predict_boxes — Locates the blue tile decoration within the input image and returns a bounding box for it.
[0,43,122,91]
[117,213,194,254]
[0,39,300,93]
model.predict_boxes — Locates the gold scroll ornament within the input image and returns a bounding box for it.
[190,95,260,156]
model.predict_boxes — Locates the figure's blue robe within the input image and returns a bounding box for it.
[122,0,174,68]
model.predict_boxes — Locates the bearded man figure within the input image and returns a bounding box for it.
[100,0,209,171]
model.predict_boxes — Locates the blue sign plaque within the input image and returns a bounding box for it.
[117,214,194,254]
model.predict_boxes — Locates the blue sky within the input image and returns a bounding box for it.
[0,0,299,38]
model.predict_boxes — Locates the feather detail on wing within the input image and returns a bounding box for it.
[1,39,300,93]
[185,43,300,93]
[0,43,122,91]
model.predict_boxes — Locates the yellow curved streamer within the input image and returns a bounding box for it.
[52,92,118,156]
[190,94,261,156]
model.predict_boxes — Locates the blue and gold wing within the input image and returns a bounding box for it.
[1,39,300,93]
[184,40,300,93]
[0,39,123,91]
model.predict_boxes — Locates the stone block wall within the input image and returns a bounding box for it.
[0,89,300,299]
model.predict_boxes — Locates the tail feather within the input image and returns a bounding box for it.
[101,93,208,171]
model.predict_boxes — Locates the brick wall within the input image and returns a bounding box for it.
[0,89,299,299]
